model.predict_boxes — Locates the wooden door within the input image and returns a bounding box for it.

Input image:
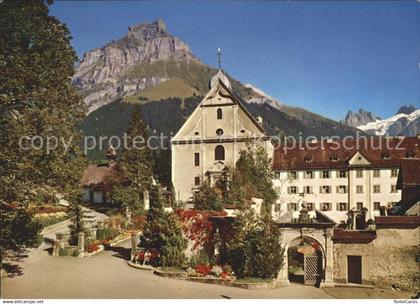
[347,255,362,284]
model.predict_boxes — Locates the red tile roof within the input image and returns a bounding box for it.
[272,137,420,170]
[398,159,420,186]
[333,228,376,244]
[375,216,420,229]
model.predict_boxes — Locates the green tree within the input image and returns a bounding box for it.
[118,109,155,208]
[229,143,277,216]
[141,185,186,267]
[224,201,258,277]
[67,197,94,245]
[111,184,142,211]
[0,203,42,264]
[154,147,171,189]
[193,181,223,211]
[0,0,87,205]
[225,204,284,279]
[246,219,284,279]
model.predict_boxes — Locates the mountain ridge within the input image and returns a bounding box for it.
[341,109,380,127]
[358,108,420,136]
[74,18,363,160]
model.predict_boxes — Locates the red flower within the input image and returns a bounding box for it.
[220,271,229,279]
[87,243,99,253]
[195,264,212,276]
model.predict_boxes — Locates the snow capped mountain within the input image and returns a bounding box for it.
[358,109,420,136]
[243,83,282,110]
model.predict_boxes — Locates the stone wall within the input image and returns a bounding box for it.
[333,227,419,291]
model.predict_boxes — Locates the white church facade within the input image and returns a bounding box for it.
[171,70,273,202]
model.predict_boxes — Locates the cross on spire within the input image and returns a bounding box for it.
[217,48,221,69]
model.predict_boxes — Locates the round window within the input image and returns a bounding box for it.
[216,128,224,136]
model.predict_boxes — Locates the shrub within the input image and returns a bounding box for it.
[33,213,68,228]
[106,215,127,230]
[96,227,119,242]
[132,215,146,230]
[195,264,212,276]
[188,250,211,268]
[87,243,100,253]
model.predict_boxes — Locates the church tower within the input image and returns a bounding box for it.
[171,69,272,202]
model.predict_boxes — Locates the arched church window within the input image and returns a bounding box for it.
[217,108,223,120]
[215,145,225,161]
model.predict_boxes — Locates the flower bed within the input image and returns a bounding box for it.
[87,242,100,253]
[33,212,69,228]
[28,204,68,214]
[154,267,187,278]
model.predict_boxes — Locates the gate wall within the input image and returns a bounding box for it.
[276,227,334,287]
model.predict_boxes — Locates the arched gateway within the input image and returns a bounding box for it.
[275,209,336,287]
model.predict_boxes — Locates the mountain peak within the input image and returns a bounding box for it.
[73,18,198,113]
[341,109,379,127]
[127,18,168,41]
[396,105,417,115]
[243,83,282,110]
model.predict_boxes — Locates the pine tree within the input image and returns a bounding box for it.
[193,181,222,211]
[0,0,87,205]
[67,196,94,245]
[119,109,155,206]
[141,185,186,267]
[111,184,142,211]
[246,219,284,279]
[154,147,171,189]
[228,143,277,216]
[223,143,282,278]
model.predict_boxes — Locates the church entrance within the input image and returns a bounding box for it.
[287,237,323,286]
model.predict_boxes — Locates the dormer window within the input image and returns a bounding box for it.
[217,108,223,120]
[381,151,391,159]
[304,154,313,162]
[406,150,415,158]
[329,154,339,161]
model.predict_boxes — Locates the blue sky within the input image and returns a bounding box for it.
[50,1,419,121]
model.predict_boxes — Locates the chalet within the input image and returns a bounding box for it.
[80,148,127,204]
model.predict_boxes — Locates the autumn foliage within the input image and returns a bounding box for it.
[175,209,227,250]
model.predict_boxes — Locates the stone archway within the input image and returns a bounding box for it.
[287,236,324,286]
[276,227,334,287]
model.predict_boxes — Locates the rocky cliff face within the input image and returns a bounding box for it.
[73,19,201,113]
[341,109,379,127]
[396,105,417,115]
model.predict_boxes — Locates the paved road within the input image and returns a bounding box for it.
[1,240,332,299]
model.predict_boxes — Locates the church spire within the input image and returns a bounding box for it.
[217,48,221,69]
